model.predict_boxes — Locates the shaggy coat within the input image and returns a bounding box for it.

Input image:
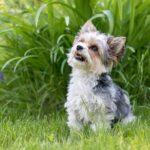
[65,21,135,131]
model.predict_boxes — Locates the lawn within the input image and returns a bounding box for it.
[0,106,150,150]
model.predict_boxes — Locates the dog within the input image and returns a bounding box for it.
[64,21,135,131]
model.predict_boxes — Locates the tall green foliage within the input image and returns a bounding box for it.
[0,0,149,115]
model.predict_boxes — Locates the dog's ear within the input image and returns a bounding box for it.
[73,21,97,44]
[107,36,126,63]
[79,21,97,33]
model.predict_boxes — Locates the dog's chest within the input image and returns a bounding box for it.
[67,75,106,113]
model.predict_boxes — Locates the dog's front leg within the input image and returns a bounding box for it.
[67,112,83,131]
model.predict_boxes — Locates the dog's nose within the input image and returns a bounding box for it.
[76,45,83,51]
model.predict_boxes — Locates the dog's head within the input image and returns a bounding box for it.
[68,21,126,74]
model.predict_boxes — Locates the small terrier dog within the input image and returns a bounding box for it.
[65,21,135,131]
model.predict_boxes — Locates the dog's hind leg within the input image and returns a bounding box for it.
[121,113,136,125]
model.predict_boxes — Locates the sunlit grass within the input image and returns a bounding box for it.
[0,107,150,150]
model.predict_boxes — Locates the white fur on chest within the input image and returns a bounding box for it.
[65,71,106,124]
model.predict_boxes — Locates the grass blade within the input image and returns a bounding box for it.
[13,55,38,72]
[103,10,114,34]
[1,57,21,71]
[128,0,135,39]
[35,4,47,28]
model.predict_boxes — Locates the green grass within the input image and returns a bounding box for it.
[0,107,150,150]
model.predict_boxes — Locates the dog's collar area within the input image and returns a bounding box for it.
[92,72,111,94]
[99,72,110,78]
[97,72,111,87]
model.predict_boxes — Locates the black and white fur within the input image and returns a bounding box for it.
[65,21,135,131]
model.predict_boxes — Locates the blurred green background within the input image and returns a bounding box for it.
[0,0,150,117]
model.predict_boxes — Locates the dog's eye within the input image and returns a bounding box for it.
[90,45,98,52]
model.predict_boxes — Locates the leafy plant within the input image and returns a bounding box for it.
[0,0,149,116]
